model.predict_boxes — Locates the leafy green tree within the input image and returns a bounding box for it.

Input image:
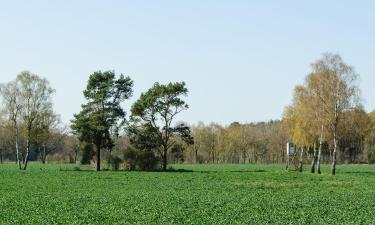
[130,82,193,171]
[18,72,55,170]
[71,71,133,171]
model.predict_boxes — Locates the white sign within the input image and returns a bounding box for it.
[287,142,296,156]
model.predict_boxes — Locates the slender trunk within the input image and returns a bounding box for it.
[195,147,198,164]
[310,144,317,173]
[286,143,289,170]
[162,146,167,171]
[41,145,46,164]
[299,146,304,172]
[96,145,101,171]
[74,149,78,163]
[317,142,322,174]
[317,124,324,174]
[15,124,21,169]
[331,132,337,175]
[331,103,339,176]
[23,136,30,170]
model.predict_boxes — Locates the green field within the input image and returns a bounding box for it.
[0,163,375,224]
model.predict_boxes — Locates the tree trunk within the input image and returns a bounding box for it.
[195,148,198,164]
[317,124,324,174]
[41,145,46,164]
[23,136,30,170]
[310,144,317,173]
[317,143,322,174]
[74,149,78,163]
[96,145,101,171]
[331,133,337,175]
[299,146,304,172]
[15,126,21,169]
[286,143,289,171]
[162,147,168,171]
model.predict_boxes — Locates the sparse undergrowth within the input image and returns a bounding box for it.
[0,163,374,224]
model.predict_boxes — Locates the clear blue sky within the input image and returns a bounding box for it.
[1,0,374,126]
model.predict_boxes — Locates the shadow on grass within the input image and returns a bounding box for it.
[58,167,194,173]
[342,171,375,175]
[195,169,268,174]
[231,169,267,173]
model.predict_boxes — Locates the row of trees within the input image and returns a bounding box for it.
[1,54,375,174]
[70,71,193,171]
[183,121,287,164]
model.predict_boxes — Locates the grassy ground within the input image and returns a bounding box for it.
[0,163,375,224]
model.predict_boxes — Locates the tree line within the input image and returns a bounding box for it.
[1,53,375,174]
[0,71,193,171]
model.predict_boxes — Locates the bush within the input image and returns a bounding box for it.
[123,147,138,171]
[81,143,94,165]
[123,147,159,171]
[368,147,375,164]
[137,151,159,171]
[108,155,123,171]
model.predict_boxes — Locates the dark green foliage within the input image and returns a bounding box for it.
[107,155,123,171]
[123,146,159,171]
[123,146,138,171]
[80,143,94,165]
[130,82,193,171]
[137,151,159,171]
[71,71,133,171]
[1,164,375,224]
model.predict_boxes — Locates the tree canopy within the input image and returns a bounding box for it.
[71,71,133,171]
[130,82,193,171]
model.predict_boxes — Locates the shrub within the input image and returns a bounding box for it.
[81,143,94,165]
[368,147,375,164]
[123,146,159,171]
[108,155,123,171]
[137,150,159,171]
[123,147,138,171]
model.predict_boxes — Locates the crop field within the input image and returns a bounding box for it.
[0,163,375,224]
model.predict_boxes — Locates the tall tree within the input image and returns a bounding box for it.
[0,80,23,168]
[71,71,133,171]
[309,53,360,175]
[1,72,56,170]
[130,82,193,171]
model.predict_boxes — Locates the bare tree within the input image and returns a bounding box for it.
[17,71,55,170]
[0,81,23,168]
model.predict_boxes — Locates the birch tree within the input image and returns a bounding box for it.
[0,80,23,168]
[309,53,360,175]
[17,71,55,170]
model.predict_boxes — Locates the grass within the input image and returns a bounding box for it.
[1,163,375,224]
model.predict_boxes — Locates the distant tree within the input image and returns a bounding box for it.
[0,80,23,168]
[15,72,55,170]
[130,82,193,171]
[367,111,375,163]
[64,136,80,163]
[33,109,62,163]
[71,71,133,171]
